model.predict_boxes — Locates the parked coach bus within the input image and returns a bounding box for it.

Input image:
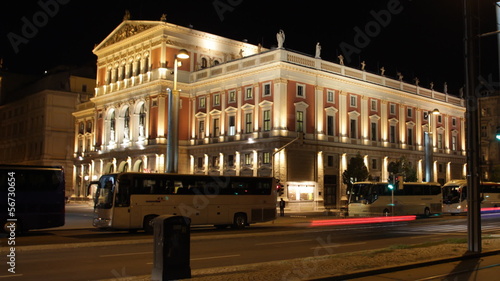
[442,179,500,215]
[93,172,278,233]
[1,165,65,233]
[348,181,442,217]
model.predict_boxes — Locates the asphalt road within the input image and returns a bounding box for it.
[1,204,500,280]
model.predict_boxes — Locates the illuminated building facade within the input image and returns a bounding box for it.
[73,17,466,210]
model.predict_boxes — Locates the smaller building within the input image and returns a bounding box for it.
[0,66,95,196]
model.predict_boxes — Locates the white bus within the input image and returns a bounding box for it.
[93,173,278,233]
[348,182,442,217]
[442,179,500,215]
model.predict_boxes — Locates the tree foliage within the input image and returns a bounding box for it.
[387,156,417,182]
[342,153,369,189]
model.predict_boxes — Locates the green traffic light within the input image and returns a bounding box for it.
[388,184,394,190]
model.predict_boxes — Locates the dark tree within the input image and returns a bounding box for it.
[342,153,370,192]
[387,156,417,182]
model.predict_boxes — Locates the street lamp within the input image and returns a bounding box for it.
[166,49,190,173]
[424,108,440,182]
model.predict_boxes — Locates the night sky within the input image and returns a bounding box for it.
[0,0,498,95]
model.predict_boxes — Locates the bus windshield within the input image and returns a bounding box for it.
[94,175,116,209]
[442,184,464,204]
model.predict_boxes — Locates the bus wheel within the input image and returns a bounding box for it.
[232,213,247,229]
[143,215,157,234]
[383,209,390,216]
[424,207,431,217]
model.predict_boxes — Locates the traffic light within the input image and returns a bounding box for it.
[496,127,500,141]
[276,181,284,196]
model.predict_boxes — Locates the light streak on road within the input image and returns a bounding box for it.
[308,215,416,227]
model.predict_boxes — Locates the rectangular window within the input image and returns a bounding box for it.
[452,136,457,151]
[296,111,304,132]
[407,128,413,145]
[390,104,396,115]
[297,84,305,97]
[327,115,334,136]
[327,155,333,167]
[438,115,442,123]
[263,83,271,96]
[197,157,203,169]
[228,116,235,136]
[371,99,377,111]
[371,122,377,141]
[227,155,234,167]
[198,120,204,137]
[437,133,443,149]
[452,117,456,126]
[199,97,206,109]
[245,113,252,133]
[407,107,413,118]
[212,156,219,168]
[327,90,334,103]
[263,110,271,131]
[350,95,357,107]
[213,94,220,106]
[371,159,377,170]
[390,125,396,143]
[327,155,334,167]
[245,153,252,165]
[263,152,270,164]
[228,90,236,103]
[350,119,357,139]
[245,87,253,99]
[213,118,220,137]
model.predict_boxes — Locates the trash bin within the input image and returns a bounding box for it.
[151,215,191,281]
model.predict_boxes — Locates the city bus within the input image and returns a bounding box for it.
[0,165,65,233]
[93,172,278,233]
[442,179,500,215]
[348,181,442,217]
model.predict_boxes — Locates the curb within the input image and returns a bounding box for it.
[307,249,500,280]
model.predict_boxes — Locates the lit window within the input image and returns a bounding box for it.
[245,87,253,99]
[350,95,357,107]
[199,97,206,109]
[263,110,271,132]
[327,90,334,103]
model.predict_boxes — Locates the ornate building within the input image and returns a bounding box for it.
[73,17,467,210]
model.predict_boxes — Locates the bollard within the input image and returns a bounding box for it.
[151,215,191,281]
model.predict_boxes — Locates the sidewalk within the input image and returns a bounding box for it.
[101,213,500,281]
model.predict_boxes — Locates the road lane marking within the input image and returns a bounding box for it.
[100,251,151,258]
[191,254,241,261]
[310,242,366,250]
[255,239,311,246]
[146,254,242,264]
[0,274,23,278]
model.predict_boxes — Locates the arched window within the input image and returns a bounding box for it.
[201,57,208,69]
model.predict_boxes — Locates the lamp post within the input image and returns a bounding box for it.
[166,49,189,173]
[424,108,440,182]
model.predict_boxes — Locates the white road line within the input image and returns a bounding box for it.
[310,242,366,250]
[0,274,23,278]
[255,239,312,246]
[147,254,242,264]
[99,251,151,258]
[191,254,241,261]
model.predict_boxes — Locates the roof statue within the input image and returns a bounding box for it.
[160,14,167,22]
[315,42,321,59]
[123,10,131,21]
[361,61,366,71]
[380,67,385,76]
[338,55,344,65]
[276,29,285,49]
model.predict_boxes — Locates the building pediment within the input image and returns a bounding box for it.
[93,20,162,53]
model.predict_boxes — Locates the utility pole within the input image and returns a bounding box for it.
[464,0,481,253]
